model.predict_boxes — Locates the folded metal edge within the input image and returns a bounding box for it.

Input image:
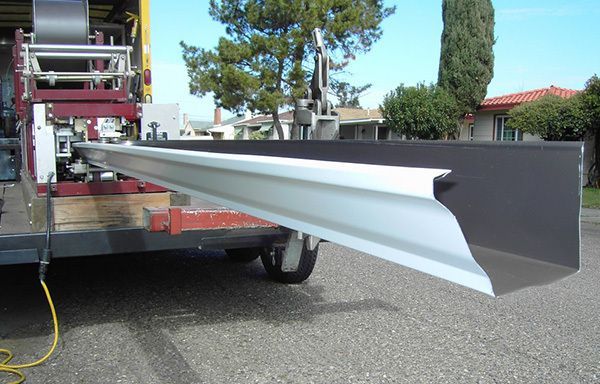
[75,143,495,296]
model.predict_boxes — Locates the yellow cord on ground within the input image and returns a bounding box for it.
[0,280,59,384]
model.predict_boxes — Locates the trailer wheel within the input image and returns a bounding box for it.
[260,243,318,284]
[225,247,261,262]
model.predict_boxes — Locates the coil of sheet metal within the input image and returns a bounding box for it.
[32,0,90,75]
[33,0,89,45]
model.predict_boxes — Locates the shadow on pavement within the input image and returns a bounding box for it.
[0,249,398,383]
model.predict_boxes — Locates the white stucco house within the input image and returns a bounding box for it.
[234,111,294,140]
[181,108,253,140]
[458,86,579,142]
[336,107,397,140]
[233,107,395,140]
[180,113,213,139]
[458,85,596,181]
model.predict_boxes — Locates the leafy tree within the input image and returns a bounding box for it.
[181,0,395,139]
[437,0,495,117]
[249,129,269,140]
[582,75,600,127]
[381,83,459,140]
[581,75,600,186]
[332,81,372,108]
[507,94,590,141]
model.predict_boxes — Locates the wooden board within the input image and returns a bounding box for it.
[50,192,171,231]
[21,173,174,232]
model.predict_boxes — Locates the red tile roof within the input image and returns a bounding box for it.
[478,86,579,111]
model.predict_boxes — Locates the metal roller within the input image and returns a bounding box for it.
[32,0,90,75]
[33,0,89,45]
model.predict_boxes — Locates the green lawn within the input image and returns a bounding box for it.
[583,187,600,208]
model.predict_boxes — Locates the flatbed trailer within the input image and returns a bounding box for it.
[0,180,288,265]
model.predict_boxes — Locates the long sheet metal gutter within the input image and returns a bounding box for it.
[75,140,583,297]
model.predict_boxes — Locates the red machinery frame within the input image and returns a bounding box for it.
[13,28,167,197]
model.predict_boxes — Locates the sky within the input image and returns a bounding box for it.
[150,0,600,122]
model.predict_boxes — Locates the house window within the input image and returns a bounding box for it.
[468,123,474,141]
[495,115,522,141]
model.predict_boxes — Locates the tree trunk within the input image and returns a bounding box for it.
[291,110,300,139]
[592,131,600,187]
[271,56,287,140]
[272,110,285,140]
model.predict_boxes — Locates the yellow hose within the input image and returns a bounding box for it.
[0,280,59,384]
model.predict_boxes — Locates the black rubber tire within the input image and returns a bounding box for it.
[260,243,318,284]
[225,247,261,262]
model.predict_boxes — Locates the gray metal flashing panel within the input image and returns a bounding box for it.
[125,140,582,263]
[75,140,582,296]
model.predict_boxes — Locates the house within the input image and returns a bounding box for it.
[459,86,579,142]
[233,107,393,140]
[460,85,595,182]
[207,108,252,140]
[181,108,252,140]
[336,107,396,140]
[234,111,294,140]
[181,113,213,139]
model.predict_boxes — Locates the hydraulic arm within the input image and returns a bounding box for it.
[294,29,340,140]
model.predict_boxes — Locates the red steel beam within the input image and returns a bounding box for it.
[48,103,141,120]
[32,89,128,102]
[37,179,168,197]
[144,207,278,235]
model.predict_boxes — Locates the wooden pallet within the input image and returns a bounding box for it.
[21,173,188,232]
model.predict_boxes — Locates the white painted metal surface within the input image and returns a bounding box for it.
[141,104,181,141]
[75,142,495,295]
[33,103,57,183]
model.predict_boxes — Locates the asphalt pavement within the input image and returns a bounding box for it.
[1,223,599,384]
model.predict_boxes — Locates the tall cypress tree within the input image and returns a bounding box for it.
[438,0,495,117]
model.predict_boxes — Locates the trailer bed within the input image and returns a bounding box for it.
[0,181,288,265]
[1,181,32,235]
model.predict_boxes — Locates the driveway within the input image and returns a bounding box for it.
[1,224,598,383]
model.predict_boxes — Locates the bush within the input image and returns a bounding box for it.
[249,129,269,140]
[381,83,459,140]
[507,94,590,141]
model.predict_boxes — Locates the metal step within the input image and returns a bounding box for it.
[74,140,583,296]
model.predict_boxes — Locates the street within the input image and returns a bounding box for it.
[1,223,599,384]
